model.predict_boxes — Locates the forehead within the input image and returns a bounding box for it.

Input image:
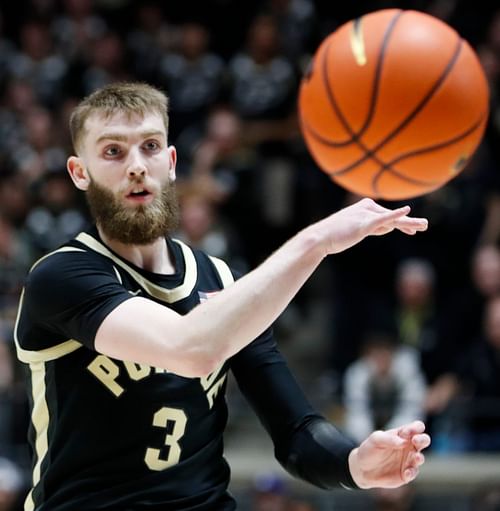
[84,111,167,142]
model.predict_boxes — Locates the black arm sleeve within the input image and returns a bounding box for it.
[283,415,358,490]
[231,329,359,490]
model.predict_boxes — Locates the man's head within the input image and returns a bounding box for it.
[69,82,170,155]
[67,82,179,245]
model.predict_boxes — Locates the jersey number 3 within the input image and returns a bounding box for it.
[145,407,187,471]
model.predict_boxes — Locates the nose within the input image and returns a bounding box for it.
[126,148,147,178]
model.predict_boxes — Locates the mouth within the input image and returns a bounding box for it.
[125,186,154,203]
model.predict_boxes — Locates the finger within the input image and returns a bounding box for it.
[377,205,412,220]
[365,199,411,215]
[413,452,425,466]
[397,226,417,236]
[405,450,425,468]
[402,452,425,484]
[403,466,419,483]
[412,433,431,451]
[369,211,428,236]
[398,421,426,439]
[370,430,407,448]
[394,217,429,231]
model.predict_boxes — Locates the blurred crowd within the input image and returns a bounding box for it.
[0,0,500,509]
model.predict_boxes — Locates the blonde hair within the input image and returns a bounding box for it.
[69,82,170,154]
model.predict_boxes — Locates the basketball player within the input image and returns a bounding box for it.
[15,82,430,510]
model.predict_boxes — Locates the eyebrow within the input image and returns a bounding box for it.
[96,130,165,144]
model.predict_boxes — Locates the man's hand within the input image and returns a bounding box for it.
[314,198,428,256]
[348,421,431,489]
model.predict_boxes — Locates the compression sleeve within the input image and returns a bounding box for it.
[281,415,358,490]
[231,329,359,490]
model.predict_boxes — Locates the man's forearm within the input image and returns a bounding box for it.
[181,225,325,368]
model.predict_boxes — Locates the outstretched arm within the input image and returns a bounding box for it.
[96,198,428,377]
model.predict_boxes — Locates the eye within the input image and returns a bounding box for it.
[143,140,161,152]
[103,145,122,157]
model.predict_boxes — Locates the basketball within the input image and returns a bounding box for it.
[298,9,490,200]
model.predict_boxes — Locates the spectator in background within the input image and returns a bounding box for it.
[228,14,297,125]
[81,31,132,95]
[428,244,500,428]
[227,14,301,259]
[126,2,179,84]
[393,258,443,384]
[9,20,68,109]
[23,170,88,258]
[157,22,226,141]
[0,214,33,322]
[454,295,500,451]
[0,168,32,322]
[10,107,66,184]
[174,182,248,274]
[0,167,29,228]
[439,244,500,362]
[343,330,427,444]
[50,0,107,64]
[264,0,317,63]
[0,79,39,159]
[184,105,248,200]
[175,104,265,265]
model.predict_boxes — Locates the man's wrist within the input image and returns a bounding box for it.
[348,447,370,489]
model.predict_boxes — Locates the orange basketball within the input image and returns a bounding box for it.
[298,9,490,200]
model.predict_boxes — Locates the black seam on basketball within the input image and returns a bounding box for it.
[371,113,486,195]
[301,118,355,147]
[356,11,403,137]
[320,10,403,146]
[371,37,464,194]
[324,35,464,177]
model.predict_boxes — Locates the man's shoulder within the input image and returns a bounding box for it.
[27,231,115,282]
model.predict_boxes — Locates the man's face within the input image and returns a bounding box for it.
[76,111,179,244]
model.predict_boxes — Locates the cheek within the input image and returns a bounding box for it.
[88,162,122,188]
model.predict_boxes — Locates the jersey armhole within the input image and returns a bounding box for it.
[208,256,235,288]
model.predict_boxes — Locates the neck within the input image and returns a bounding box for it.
[97,226,176,274]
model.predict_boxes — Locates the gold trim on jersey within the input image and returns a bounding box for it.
[76,233,198,304]
[24,361,50,511]
[14,290,83,363]
[14,247,87,364]
[113,265,123,284]
[208,256,235,288]
[29,246,87,272]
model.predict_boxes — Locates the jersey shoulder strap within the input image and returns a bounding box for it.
[207,255,235,288]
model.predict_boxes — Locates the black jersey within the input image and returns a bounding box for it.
[14,227,331,511]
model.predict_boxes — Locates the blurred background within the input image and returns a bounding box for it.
[0,0,499,509]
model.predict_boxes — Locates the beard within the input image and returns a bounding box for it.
[85,177,180,245]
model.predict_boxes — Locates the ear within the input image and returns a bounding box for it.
[168,146,177,181]
[67,156,90,190]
